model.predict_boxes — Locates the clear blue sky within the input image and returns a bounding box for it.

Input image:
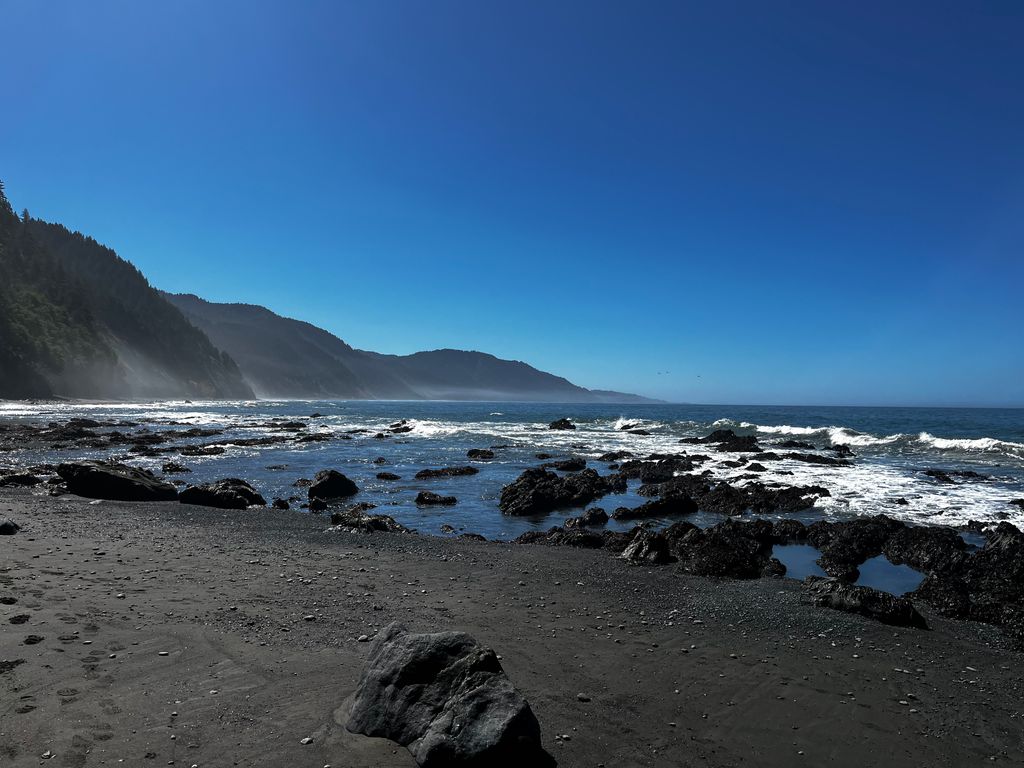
[2,1,1022,406]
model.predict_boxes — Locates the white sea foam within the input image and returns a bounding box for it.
[917,432,1024,457]
[746,423,822,436]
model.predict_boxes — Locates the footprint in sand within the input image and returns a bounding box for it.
[23,634,44,645]
[15,695,36,714]
[0,596,17,605]
[9,614,30,624]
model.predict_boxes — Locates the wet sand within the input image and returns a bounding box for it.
[2,488,1022,767]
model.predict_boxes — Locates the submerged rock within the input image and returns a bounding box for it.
[416,491,458,506]
[803,577,929,629]
[541,457,586,472]
[179,478,266,509]
[347,622,546,767]
[376,472,401,481]
[415,466,480,480]
[57,461,178,502]
[548,418,576,431]
[564,507,609,528]
[309,469,359,499]
[467,449,495,460]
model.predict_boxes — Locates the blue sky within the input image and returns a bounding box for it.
[2,1,1022,406]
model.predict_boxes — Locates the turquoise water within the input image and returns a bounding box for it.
[2,400,1022,539]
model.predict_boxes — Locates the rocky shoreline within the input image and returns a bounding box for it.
[4,418,1024,650]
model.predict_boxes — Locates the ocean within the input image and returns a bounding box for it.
[2,400,1022,539]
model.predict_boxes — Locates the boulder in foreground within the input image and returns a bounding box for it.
[803,576,929,629]
[0,518,20,535]
[179,478,266,509]
[348,622,548,767]
[57,460,178,502]
[309,469,359,499]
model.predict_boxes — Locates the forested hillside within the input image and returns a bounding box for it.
[0,181,253,400]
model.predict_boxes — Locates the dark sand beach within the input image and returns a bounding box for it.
[2,488,1022,768]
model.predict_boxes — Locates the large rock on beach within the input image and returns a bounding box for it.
[179,478,266,509]
[57,460,178,502]
[803,577,929,629]
[309,469,359,499]
[347,623,546,767]
[499,468,625,516]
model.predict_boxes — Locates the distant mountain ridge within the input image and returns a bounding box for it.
[0,180,656,403]
[164,293,658,403]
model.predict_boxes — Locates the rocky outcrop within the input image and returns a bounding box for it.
[611,495,698,520]
[179,478,266,509]
[803,577,929,629]
[327,502,410,533]
[57,461,178,502]
[309,469,359,499]
[681,429,761,453]
[672,519,776,578]
[548,418,576,431]
[347,623,546,767]
[621,529,674,564]
[498,468,625,516]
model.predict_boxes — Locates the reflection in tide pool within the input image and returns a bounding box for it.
[855,555,924,596]
[772,544,827,581]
